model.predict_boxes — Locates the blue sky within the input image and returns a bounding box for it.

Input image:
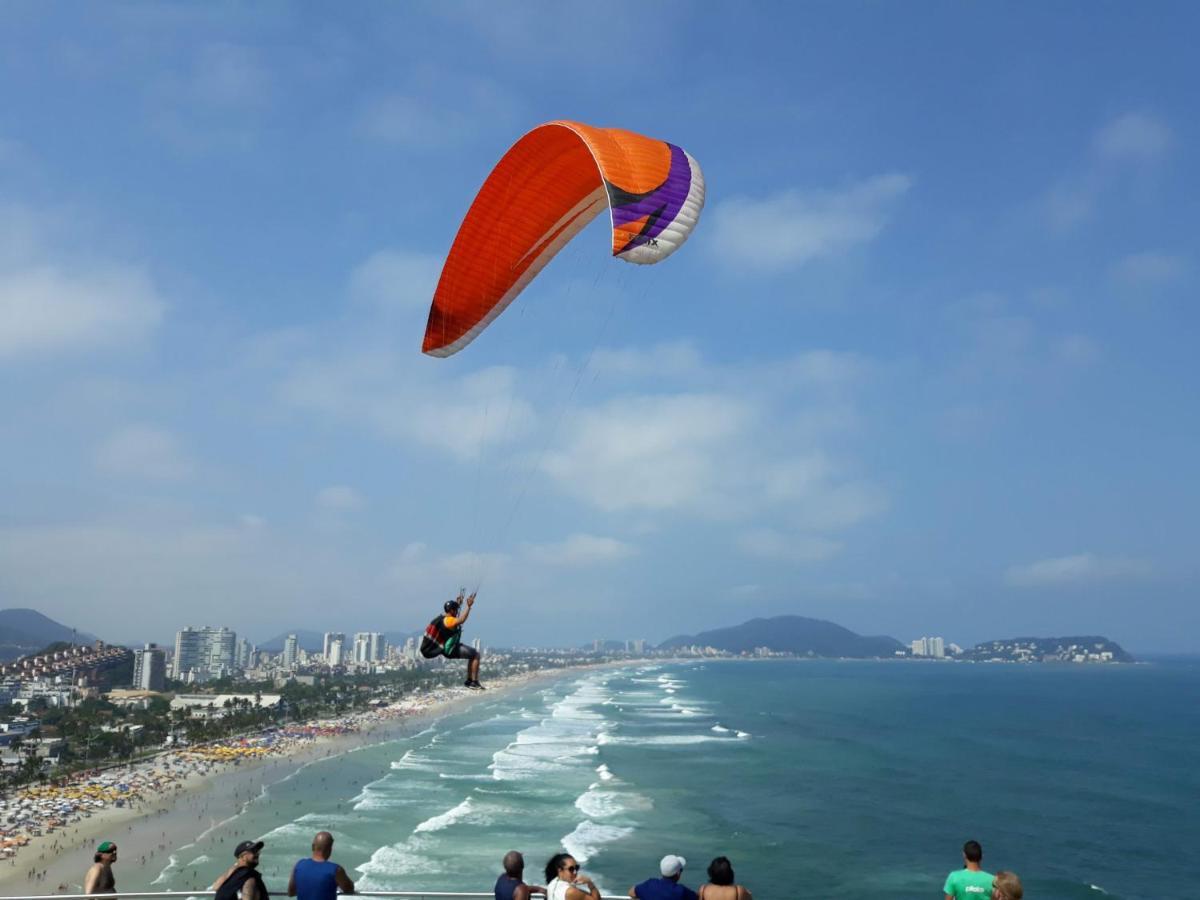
[0,2,1196,651]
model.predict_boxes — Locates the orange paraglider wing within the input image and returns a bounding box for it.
[422,120,705,357]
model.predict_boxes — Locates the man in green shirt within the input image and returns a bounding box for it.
[943,840,994,900]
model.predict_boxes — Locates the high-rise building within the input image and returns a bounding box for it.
[353,632,387,664]
[472,637,481,652]
[328,637,345,667]
[132,643,166,691]
[282,634,299,670]
[173,627,237,681]
[323,632,345,661]
[235,639,253,669]
[369,632,387,662]
[910,636,945,658]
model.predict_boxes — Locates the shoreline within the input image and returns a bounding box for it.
[0,662,626,892]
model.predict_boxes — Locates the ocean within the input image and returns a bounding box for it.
[132,659,1200,900]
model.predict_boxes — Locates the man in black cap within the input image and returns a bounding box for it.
[214,841,269,900]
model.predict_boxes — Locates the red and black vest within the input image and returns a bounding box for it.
[420,614,462,658]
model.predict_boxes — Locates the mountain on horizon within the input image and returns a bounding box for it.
[659,615,904,658]
[0,608,100,662]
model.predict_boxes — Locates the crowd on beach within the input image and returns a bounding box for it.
[0,689,468,876]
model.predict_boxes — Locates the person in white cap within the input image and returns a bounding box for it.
[628,854,698,900]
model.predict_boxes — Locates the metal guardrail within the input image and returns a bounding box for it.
[0,893,494,899]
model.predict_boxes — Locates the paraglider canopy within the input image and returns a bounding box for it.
[422,120,705,357]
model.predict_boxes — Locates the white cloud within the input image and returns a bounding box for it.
[0,264,164,360]
[1094,112,1172,163]
[1044,112,1173,231]
[590,341,705,381]
[541,393,752,513]
[1054,334,1102,368]
[790,481,889,532]
[94,425,193,481]
[951,307,1036,381]
[190,42,271,108]
[432,4,675,68]
[0,203,45,269]
[349,250,442,312]
[386,541,513,595]
[708,174,911,271]
[948,294,1102,382]
[539,386,885,534]
[737,528,841,564]
[273,279,884,555]
[1044,174,1102,232]
[1111,251,1188,289]
[0,522,287,633]
[358,77,518,149]
[522,533,637,567]
[316,486,365,511]
[1005,553,1153,587]
[149,42,271,151]
[776,349,870,387]
[279,349,536,460]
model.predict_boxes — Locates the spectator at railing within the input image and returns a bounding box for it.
[544,853,601,900]
[628,854,697,900]
[496,851,547,900]
[214,840,269,900]
[991,871,1023,900]
[697,856,752,900]
[944,840,994,900]
[288,831,355,900]
[84,841,118,895]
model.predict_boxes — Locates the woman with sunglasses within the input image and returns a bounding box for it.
[544,853,601,900]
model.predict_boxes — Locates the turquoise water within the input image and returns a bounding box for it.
[137,660,1199,899]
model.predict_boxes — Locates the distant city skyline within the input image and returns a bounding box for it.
[0,5,1196,651]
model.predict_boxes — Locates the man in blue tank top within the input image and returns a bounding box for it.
[495,851,546,900]
[288,832,355,900]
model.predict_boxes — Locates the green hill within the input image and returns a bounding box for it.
[0,608,98,662]
[659,615,904,658]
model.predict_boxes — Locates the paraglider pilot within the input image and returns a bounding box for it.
[421,589,484,689]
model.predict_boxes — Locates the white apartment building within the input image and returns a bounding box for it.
[132,643,167,691]
[353,632,387,664]
[282,634,299,670]
[173,627,237,681]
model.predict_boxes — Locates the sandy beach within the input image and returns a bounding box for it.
[0,665,597,894]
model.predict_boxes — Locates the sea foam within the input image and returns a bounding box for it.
[561,820,635,864]
[414,797,483,833]
[574,787,653,819]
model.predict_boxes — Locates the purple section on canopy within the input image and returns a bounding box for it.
[610,143,693,254]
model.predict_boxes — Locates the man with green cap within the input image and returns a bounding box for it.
[85,841,118,894]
